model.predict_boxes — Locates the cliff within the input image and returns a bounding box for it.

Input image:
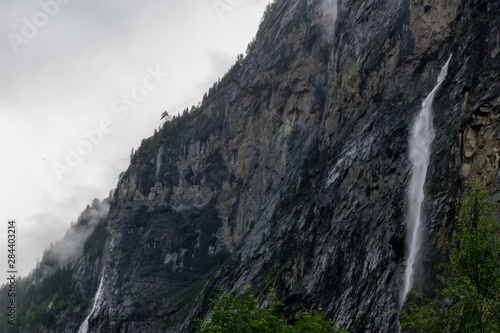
[4,0,500,332]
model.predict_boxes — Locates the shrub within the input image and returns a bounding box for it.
[197,287,348,332]
[399,184,500,332]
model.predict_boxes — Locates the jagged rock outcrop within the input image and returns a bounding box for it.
[20,0,500,332]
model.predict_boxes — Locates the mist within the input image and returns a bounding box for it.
[321,0,338,44]
[37,199,110,277]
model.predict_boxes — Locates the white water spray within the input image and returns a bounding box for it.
[78,275,105,333]
[402,55,452,302]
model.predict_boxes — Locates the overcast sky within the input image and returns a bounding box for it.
[0,0,271,276]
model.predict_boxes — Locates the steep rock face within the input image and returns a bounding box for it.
[414,0,500,299]
[74,1,500,332]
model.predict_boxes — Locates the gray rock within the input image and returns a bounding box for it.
[31,0,500,332]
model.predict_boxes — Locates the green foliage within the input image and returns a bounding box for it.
[355,0,366,11]
[0,199,107,332]
[400,184,500,332]
[455,17,473,41]
[197,287,347,332]
[394,119,410,133]
[246,37,257,54]
[218,61,240,90]
[133,3,291,166]
[259,0,286,31]
[132,106,201,163]
[0,266,82,333]
[246,0,287,55]
[199,288,284,332]
[133,1,292,165]
[83,217,108,260]
[399,291,449,333]
[202,54,244,105]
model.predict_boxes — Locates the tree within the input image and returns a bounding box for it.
[197,287,348,333]
[400,184,500,332]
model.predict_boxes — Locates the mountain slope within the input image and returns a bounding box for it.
[4,0,499,332]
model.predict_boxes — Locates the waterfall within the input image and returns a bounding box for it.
[156,146,164,177]
[402,55,452,302]
[78,275,105,333]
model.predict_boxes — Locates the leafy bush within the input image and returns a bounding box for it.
[399,184,500,332]
[197,287,348,332]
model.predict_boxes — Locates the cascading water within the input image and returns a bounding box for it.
[402,55,452,302]
[78,275,105,333]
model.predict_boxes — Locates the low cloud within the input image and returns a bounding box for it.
[37,199,110,276]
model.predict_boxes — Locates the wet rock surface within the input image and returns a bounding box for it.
[49,1,500,332]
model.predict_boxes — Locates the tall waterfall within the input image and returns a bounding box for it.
[78,275,105,333]
[402,55,452,302]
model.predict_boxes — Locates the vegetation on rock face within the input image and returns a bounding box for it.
[132,0,290,167]
[400,185,500,332]
[197,287,348,333]
[247,0,287,54]
[259,0,286,31]
[83,217,108,260]
[0,266,83,333]
[201,54,244,105]
[132,105,201,163]
[0,199,108,332]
